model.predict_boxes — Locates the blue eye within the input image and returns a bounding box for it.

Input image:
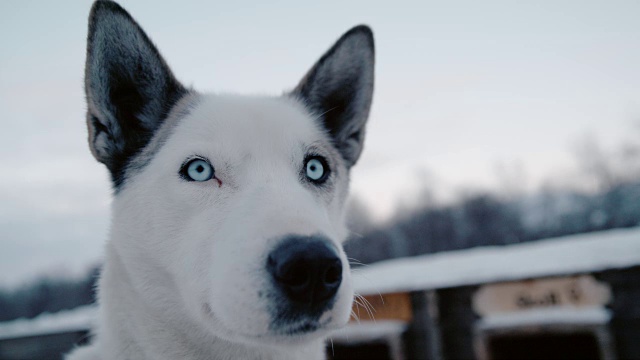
[182,158,214,182]
[305,156,329,183]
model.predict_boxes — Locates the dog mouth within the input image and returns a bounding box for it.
[276,320,321,335]
[202,301,334,342]
[271,314,335,336]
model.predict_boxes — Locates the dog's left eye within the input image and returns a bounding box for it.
[181,158,214,182]
[304,156,329,183]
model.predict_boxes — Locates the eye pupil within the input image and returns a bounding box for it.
[196,165,204,173]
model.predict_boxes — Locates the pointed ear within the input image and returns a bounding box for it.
[85,0,187,187]
[292,25,375,167]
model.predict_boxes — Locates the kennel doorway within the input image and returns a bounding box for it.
[488,331,600,360]
[472,275,615,360]
[473,309,616,360]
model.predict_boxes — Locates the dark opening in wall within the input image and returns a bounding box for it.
[489,332,600,360]
[0,330,89,360]
[327,341,393,360]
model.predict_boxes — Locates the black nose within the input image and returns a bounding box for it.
[267,236,342,305]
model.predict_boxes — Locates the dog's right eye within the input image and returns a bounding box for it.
[181,158,214,182]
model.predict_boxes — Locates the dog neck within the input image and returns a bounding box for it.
[90,242,326,360]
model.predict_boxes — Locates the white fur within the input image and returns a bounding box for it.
[67,95,355,360]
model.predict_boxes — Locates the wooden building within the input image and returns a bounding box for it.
[331,227,640,360]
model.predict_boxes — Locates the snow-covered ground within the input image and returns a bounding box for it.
[0,305,96,340]
[352,227,640,295]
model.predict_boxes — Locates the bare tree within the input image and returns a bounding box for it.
[573,134,618,191]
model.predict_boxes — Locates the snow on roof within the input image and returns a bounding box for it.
[0,305,96,340]
[477,307,611,331]
[352,227,640,296]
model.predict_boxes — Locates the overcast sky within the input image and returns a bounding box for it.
[1,0,639,287]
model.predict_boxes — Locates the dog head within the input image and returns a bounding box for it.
[85,1,373,346]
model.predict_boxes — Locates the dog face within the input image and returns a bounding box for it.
[85,1,373,346]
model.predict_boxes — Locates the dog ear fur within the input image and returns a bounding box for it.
[292,26,375,167]
[85,0,187,188]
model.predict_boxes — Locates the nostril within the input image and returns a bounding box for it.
[323,260,342,286]
[278,261,310,288]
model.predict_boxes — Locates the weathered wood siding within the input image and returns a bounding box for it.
[597,266,640,359]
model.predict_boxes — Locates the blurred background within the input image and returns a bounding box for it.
[0,0,639,359]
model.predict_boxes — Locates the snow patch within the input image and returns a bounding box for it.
[0,305,96,340]
[478,307,611,330]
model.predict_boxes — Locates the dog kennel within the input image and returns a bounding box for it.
[332,227,640,360]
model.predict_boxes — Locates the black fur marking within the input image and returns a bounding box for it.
[90,115,109,136]
[85,0,187,191]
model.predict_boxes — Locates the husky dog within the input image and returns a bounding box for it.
[67,1,373,359]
